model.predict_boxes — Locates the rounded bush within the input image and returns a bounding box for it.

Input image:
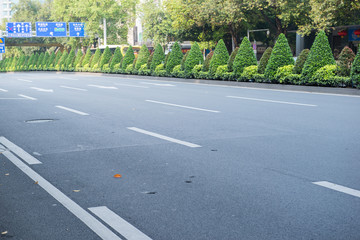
[241,65,258,81]
[337,46,355,76]
[293,49,310,74]
[214,65,229,80]
[311,64,337,85]
[275,65,295,84]
[233,37,257,77]
[209,39,229,76]
[258,47,272,74]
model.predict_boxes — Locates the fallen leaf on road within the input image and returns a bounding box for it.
[34,181,38,184]
[1,231,8,235]
[5,173,9,176]
[73,190,80,192]
[113,174,122,178]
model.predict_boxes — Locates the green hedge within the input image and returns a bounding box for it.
[275,65,295,84]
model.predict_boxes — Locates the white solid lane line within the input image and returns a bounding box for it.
[114,83,149,88]
[30,87,54,92]
[55,106,89,116]
[2,150,122,240]
[140,82,175,87]
[313,181,360,198]
[59,77,78,80]
[17,79,33,82]
[226,96,317,107]
[18,94,37,100]
[146,100,220,113]
[60,85,88,91]
[0,88,8,92]
[128,127,201,148]
[0,137,42,165]
[89,206,152,240]
[88,84,118,89]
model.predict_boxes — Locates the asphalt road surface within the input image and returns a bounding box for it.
[1,72,359,240]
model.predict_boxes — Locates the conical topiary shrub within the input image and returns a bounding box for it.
[58,50,68,70]
[184,42,203,74]
[202,51,213,72]
[135,44,150,70]
[150,44,165,71]
[90,48,101,68]
[81,48,92,67]
[47,52,56,67]
[258,47,272,74]
[227,47,239,72]
[41,52,50,68]
[53,51,62,66]
[166,42,183,73]
[209,39,229,76]
[73,50,83,68]
[110,47,122,70]
[350,45,360,86]
[233,37,257,77]
[337,46,355,76]
[301,31,335,82]
[99,46,112,69]
[293,49,310,74]
[181,51,189,71]
[65,49,76,70]
[265,33,294,81]
[121,45,135,70]
[37,52,44,67]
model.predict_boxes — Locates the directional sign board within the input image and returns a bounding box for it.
[36,22,67,37]
[69,22,85,37]
[6,22,32,37]
[0,38,5,53]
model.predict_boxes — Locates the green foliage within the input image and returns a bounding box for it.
[102,64,111,73]
[138,64,151,75]
[209,39,229,75]
[147,52,154,69]
[192,64,203,79]
[264,33,294,82]
[337,46,355,76]
[166,42,183,73]
[202,51,213,72]
[214,65,229,80]
[153,63,167,77]
[32,53,39,67]
[258,47,272,74]
[240,65,258,81]
[287,74,302,85]
[172,64,186,78]
[125,63,134,74]
[41,52,50,68]
[121,45,135,70]
[181,51,189,71]
[53,51,62,66]
[27,54,34,68]
[301,31,335,82]
[184,42,203,74]
[99,47,112,69]
[82,49,92,67]
[350,45,360,86]
[110,47,122,69]
[37,53,44,67]
[275,65,295,84]
[311,64,337,85]
[58,50,68,70]
[150,44,165,71]
[293,49,310,74]
[227,47,239,72]
[65,49,76,69]
[73,50,83,67]
[253,74,267,83]
[135,45,150,70]
[233,37,257,77]
[91,48,101,68]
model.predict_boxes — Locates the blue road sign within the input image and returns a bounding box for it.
[6,22,32,37]
[0,38,5,53]
[69,22,85,37]
[36,22,67,37]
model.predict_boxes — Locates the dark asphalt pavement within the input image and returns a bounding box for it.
[1,72,359,240]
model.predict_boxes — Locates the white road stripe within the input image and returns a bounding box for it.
[89,206,152,240]
[0,88,8,92]
[59,77,78,80]
[0,137,42,165]
[141,82,175,87]
[2,151,121,240]
[146,100,220,113]
[114,83,149,88]
[313,181,360,198]
[128,127,201,148]
[30,87,54,93]
[17,79,32,82]
[227,96,317,107]
[60,85,88,91]
[88,84,118,89]
[55,106,89,116]
[0,98,26,100]
[18,94,37,100]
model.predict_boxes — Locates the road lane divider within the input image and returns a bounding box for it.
[0,88,8,92]
[60,86,88,91]
[18,94,37,100]
[30,87,54,93]
[146,100,220,113]
[0,137,42,165]
[2,150,122,240]
[17,79,32,82]
[128,127,201,148]
[89,206,152,240]
[59,77,79,80]
[226,96,317,107]
[140,82,175,87]
[88,84,118,90]
[114,83,149,88]
[313,181,360,199]
[55,106,89,116]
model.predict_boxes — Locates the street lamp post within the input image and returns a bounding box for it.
[247,28,270,58]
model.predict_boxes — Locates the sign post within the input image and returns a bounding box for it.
[0,38,5,61]
[69,22,85,37]
[6,22,32,37]
[36,22,67,37]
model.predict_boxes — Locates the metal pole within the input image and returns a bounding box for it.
[103,18,107,47]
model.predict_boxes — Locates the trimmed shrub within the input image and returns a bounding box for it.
[110,47,122,70]
[125,63,134,74]
[166,42,183,73]
[73,50,83,68]
[138,64,151,75]
[253,74,267,83]
[192,64,203,79]
[99,46,112,69]
[350,45,360,87]
[264,33,294,82]
[184,42,203,76]
[135,44,150,70]
[150,44,165,71]
[147,52,154,69]
[240,65,258,81]
[102,64,111,73]
[228,47,239,72]
[41,52,50,69]
[337,46,355,76]
[172,64,185,78]
[90,48,101,69]
[57,50,68,69]
[287,74,302,85]
[275,65,295,84]
[82,49,92,67]
[233,37,257,77]
[181,51,189,70]
[214,65,232,80]
[37,53,44,67]
[153,63,167,77]
[311,64,337,86]
[164,53,170,68]
[121,45,135,70]
[209,39,229,76]
[53,51,63,66]
[202,51,213,71]
[258,47,272,74]
[301,31,336,82]
[293,49,310,74]
[65,49,76,70]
